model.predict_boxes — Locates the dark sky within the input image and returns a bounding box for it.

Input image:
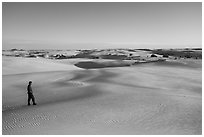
[2,2,202,49]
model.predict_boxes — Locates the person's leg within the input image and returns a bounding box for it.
[31,94,36,105]
[28,94,31,105]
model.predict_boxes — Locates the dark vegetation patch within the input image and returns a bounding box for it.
[152,60,202,69]
[127,49,137,52]
[100,54,127,60]
[75,59,166,69]
[137,49,152,51]
[192,48,202,50]
[150,54,157,57]
[74,61,130,69]
[75,62,106,69]
[152,49,202,59]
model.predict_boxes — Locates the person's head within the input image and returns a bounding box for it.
[29,81,32,85]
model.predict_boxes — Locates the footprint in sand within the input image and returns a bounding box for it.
[52,78,90,87]
[66,80,89,87]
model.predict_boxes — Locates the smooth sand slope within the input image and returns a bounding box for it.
[2,56,202,135]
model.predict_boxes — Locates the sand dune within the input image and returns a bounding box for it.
[2,56,81,75]
[2,56,202,134]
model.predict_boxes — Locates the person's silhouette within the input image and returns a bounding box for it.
[27,81,37,106]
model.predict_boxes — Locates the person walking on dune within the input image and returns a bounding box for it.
[27,81,37,106]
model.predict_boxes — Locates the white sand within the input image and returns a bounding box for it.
[2,56,202,135]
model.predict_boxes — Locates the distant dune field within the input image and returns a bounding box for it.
[2,56,202,135]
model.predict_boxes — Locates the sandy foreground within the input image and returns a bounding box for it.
[2,56,202,135]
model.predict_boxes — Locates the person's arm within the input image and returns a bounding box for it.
[27,85,33,94]
[30,86,33,93]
